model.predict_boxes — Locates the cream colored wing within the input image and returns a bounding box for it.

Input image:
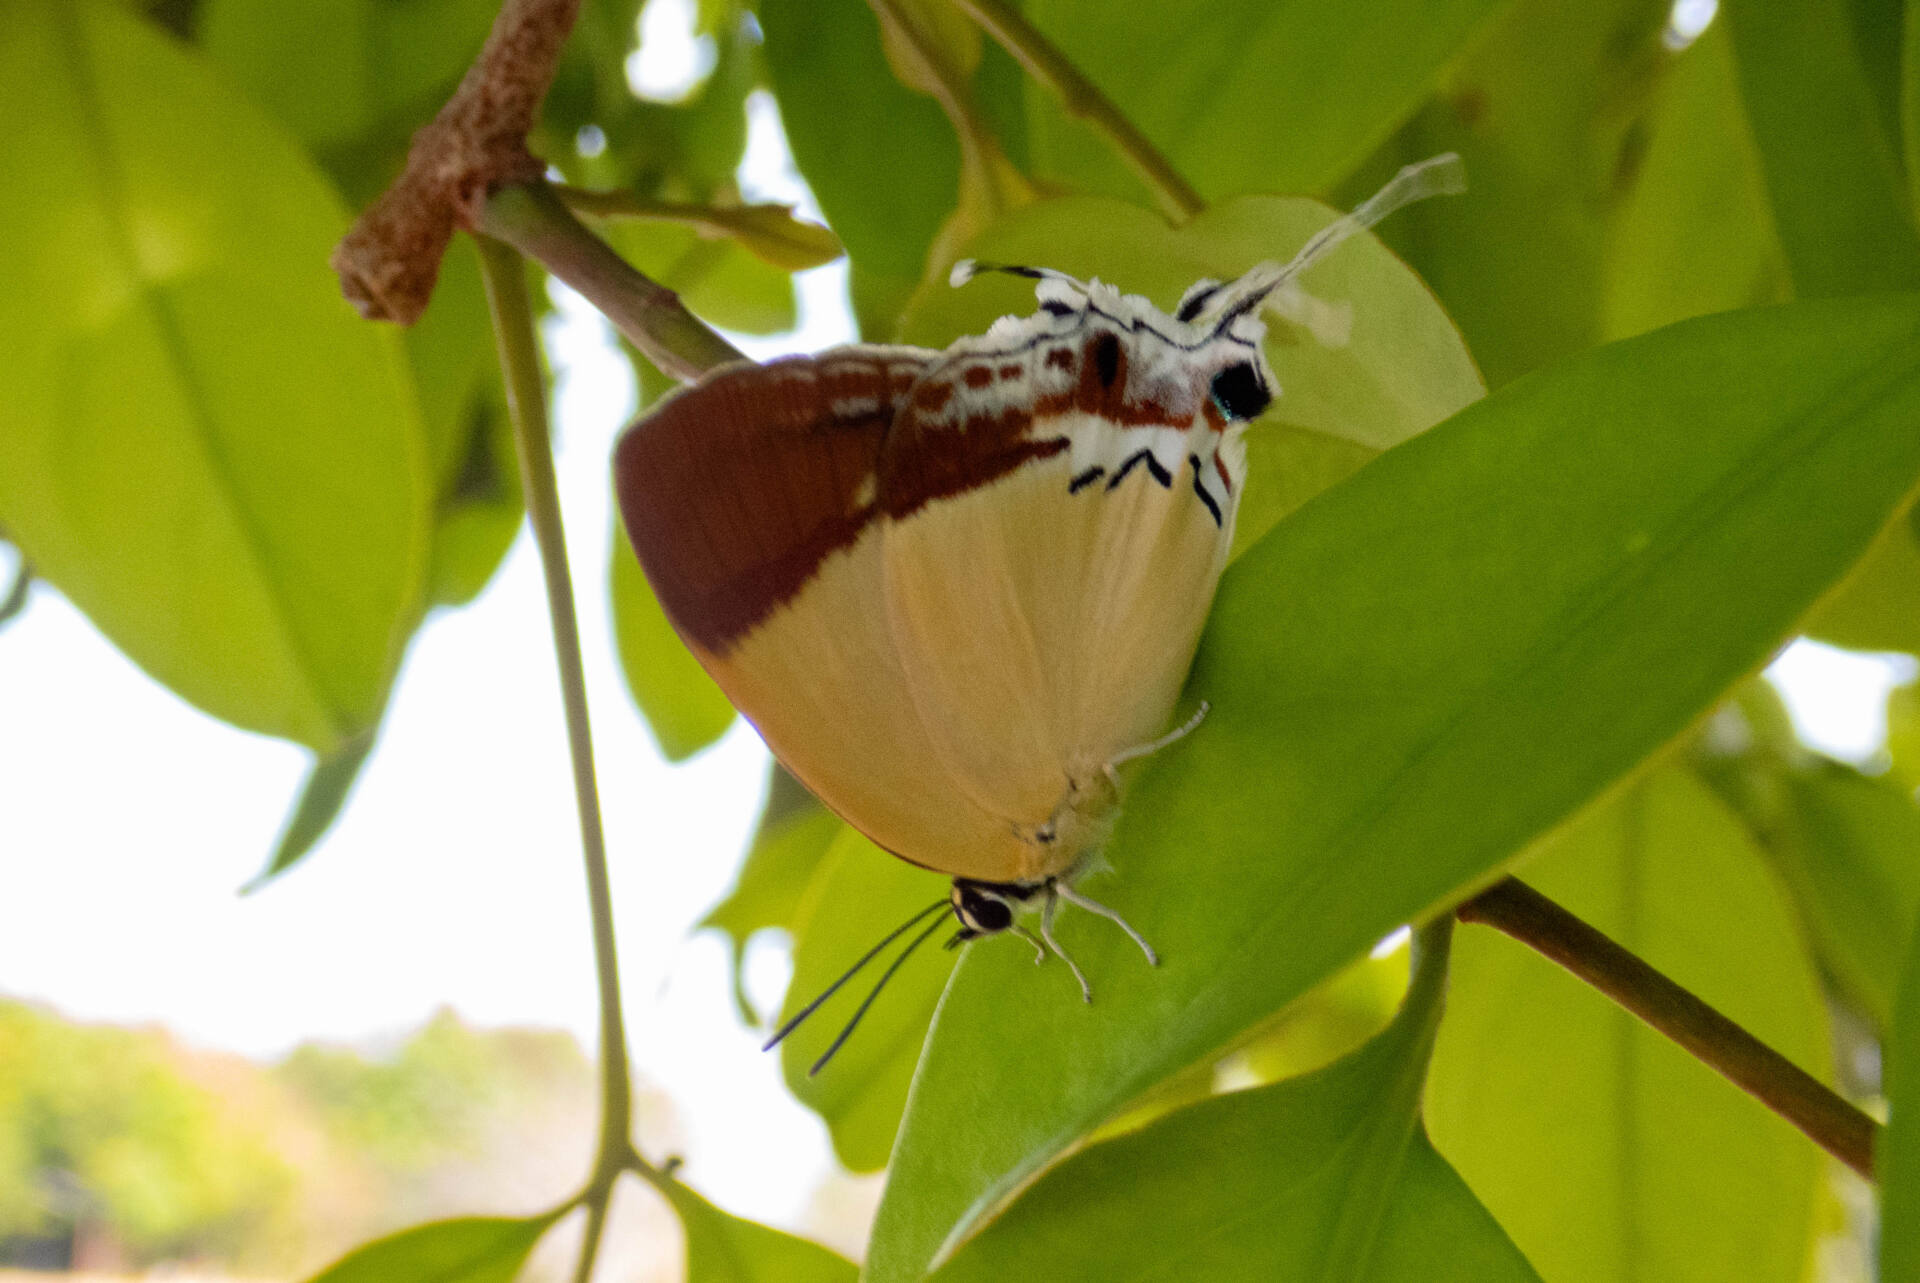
[613,348,1034,884]
[877,329,1247,883]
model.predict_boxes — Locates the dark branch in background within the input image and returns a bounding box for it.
[331,0,580,323]
[0,553,31,630]
[1457,876,1879,1182]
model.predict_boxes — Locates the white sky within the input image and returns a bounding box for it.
[0,0,1909,1245]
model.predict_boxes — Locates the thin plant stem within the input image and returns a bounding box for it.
[479,182,744,382]
[475,237,641,1283]
[568,1188,614,1283]
[0,553,30,629]
[1457,876,1879,1181]
[949,0,1204,222]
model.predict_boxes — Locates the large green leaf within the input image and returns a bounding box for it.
[1021,0,1510,203]
[1379,0,1670,386]
[1427,767,1827,1282]
[0,0,431,751]
[898,192,1484,555]
[302,1212,560,1283]
[759,0,958,333]
[1884,910,1920,1278]
[652,1173,857,1283]
[933,924,1540,1282]
[865,298,1920,1280]
[1722,0,1920,298]
[1804,502,1920,655]
[778,828,953,1173]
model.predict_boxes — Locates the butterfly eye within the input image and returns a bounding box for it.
[956,886,1014,934]
[1209,361,1271,421]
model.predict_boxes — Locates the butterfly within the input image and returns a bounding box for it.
[613,155,1463,1069]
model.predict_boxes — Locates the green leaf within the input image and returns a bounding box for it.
[760,0,958,333]
[863,298,1920,1282]
[702,764,842,1022]
[1723,0,1920,297]
[246,730,378,891]
[1884,910,1920,1277]
[1602,21,1791,341]
[1804,502,1920,655]
[0,0,431,751]
[610,511,736,761]
[1022,0,1511,203]
[584,201,844,272]
[605,221,798,336]
[302,1212,560,1283]
[779,827,953,1173]
[1692,698,1920,1032]
[897,192,1483,555]
[1907,0,1920,218]
[933,924,1540,1282]
[1427,768,1827,1281]
[653,1173,857,1282]
[1380,0,1671,386]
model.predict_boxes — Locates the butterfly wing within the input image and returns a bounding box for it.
[877,327,1245,880]
[613,350,1034,882]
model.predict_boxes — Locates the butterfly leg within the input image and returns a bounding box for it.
[1103,701,1210,792]
[1054,880,1160,967]
[1010,922,1048,965]
[1040,889,1094,1003]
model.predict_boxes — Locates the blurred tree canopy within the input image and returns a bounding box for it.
[5,0,1920,1279]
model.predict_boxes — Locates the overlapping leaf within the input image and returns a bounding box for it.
[1427,767,1827,1282]
[866,297,1920,1280]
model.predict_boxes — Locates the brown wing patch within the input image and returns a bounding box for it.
[613,351,928,653]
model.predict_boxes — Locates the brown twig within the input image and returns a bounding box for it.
[331,0,581,323]
[1457,876,1879,1181]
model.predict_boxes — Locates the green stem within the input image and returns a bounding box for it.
[479,182,744,383]
[949,0,1204,222]
[475,237,640,1283]
[1457,876,1879,1181]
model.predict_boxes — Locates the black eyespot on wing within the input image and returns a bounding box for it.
[1209,361,1271,421]
[1093,332,1121,388]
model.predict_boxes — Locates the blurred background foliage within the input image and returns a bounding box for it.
[4,0,1920,1277]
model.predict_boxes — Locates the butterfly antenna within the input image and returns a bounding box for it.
[809,912,951,1076]
[950,259,1091,292]
[762,897,948,1053]
[1211,152,1466,329]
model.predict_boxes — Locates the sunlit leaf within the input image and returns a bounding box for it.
[1803,504,1920,656]
[934,926,1540,1282]
[1883,911,1920,1277]
[1378,0,1671,386]
[575,199,844,272]
[610,512,736,761]
[864,298,1920,1281]
[606,221,798,336]
[898,192,1483,555]
[703,764,841,1022]
[1022,0,1510,203]
[302,1211,560,1283]
[247,730,377,891]
[1693,696,1920,1032]
[1602,21,1791,341]
[760,0,958,335]
[0,1,431,751]
[1427,768,1826,1282]
[1722,0,1920,297]
[653,1173,857,1282]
